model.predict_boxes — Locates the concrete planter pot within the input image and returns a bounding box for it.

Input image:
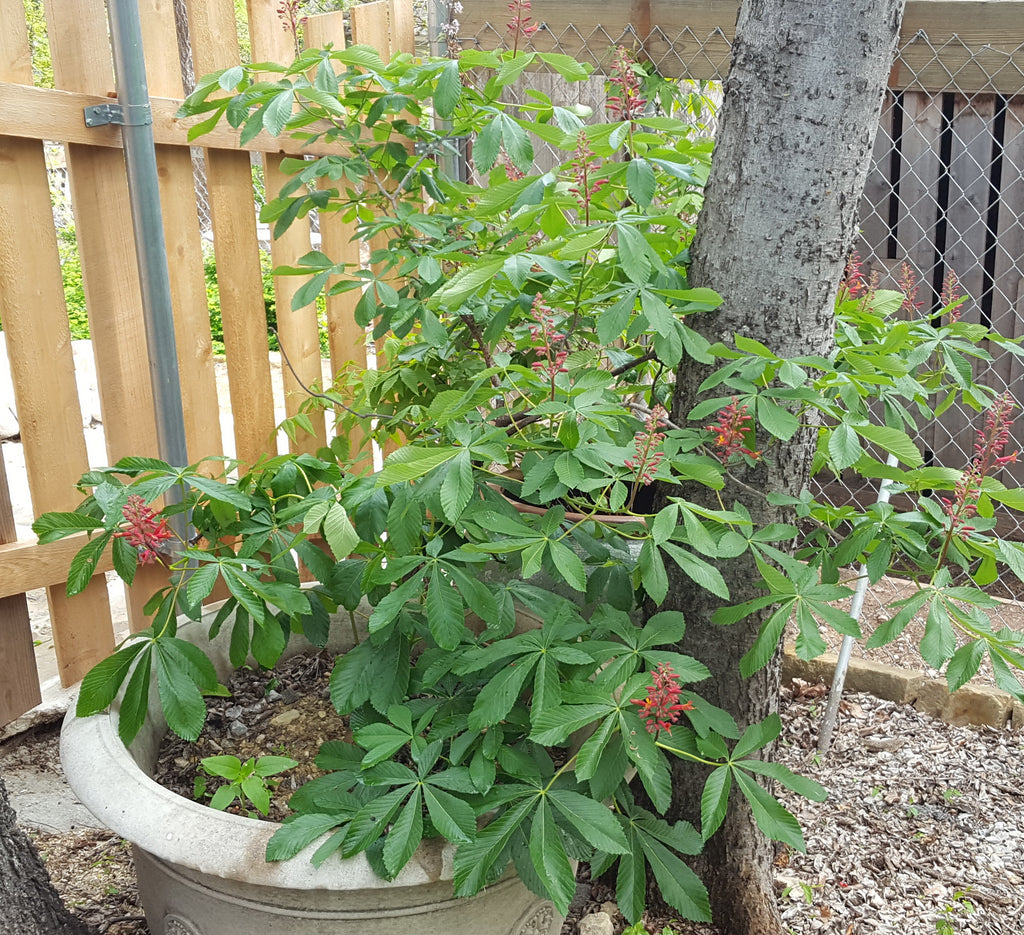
[61,612,561,935]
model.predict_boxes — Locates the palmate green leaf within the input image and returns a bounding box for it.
[422,785,476,843]
[185,561,220,607]
[429,256,506,309]
[251,615,287,669]
[732,768,805,851]
[989,652,1024,701]
[793,603,827,661]
[530,703,612,746]
[453,797,534,897]
[573,711,619,782]
[32,511,105,544]
[468,655,534,730]
[242,776,272,815]
[383,788,423,877]
[111,534,139,587]
[434,58,462,118]
[700,765,731,840]
[499,113,534,173]
[440,450,474,523]
[755,398,799,441]
[377,446,460,485]
[154,640,208,742]
[116,645,154,746]
[633,811,703,856]
[342,786,411,858]
[921,598,956,669]
[739,603,792,677]
[659,542,729,600]
[267,813,345,862]
[828,422,862,471]
[855,423,923,467]
[368,574,425,635]
[528,799,577,915]
[626,157,656,207]
[426,565,465,651]
[946,640,986,692]
[738,760,828,802]
[637,540,669,604]
[262,88,295,137]
[67,530,114,596]
[638,835,711,922]
[864,590,931,648]
[323,502,360,561]
[548,789,629,855]
[732,712,782,760]
[353,722,412,768]
[546,539,587,592]
[614,824,646,923]
[621,710,672,812]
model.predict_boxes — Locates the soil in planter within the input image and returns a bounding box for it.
[153,650,350,823]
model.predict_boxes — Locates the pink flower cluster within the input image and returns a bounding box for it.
[528,294,568,383]
[898,262,923,316]
[631,663,694,735]
[942,392,1019,538]
[568,131,607,218]
[940,269,964,323]
[624,406,667,486]
[606,46,646,122]
[506,0,539,53]
[705,398,759,463]
[115,494,174,565]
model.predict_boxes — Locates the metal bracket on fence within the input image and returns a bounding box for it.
[83,102,153,128]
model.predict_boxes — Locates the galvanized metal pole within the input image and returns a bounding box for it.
[816,452,901,754]
[102,0,189,472]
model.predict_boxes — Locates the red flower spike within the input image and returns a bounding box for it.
[705,397,760,463]
[528,294,569,397]
[568,131,607,221]
[114,494,175,565]
[631,662,694,735]
[898,262,923,316]
[624,406,667,486]
[606,46,646,122]
[943,393,1018,539]
[506,0,539,54]
[940,269,964,322]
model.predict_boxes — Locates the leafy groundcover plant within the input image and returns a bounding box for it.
[35,34,1024,927]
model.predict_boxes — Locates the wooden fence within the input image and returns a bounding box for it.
[0,0,413,727]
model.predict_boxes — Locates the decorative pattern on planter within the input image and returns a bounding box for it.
[164,915,202,935]
[514,904,555,935]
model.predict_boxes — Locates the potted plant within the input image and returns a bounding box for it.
[38,31,1024,935]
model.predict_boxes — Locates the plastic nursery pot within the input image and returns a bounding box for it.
[60,606,561,935]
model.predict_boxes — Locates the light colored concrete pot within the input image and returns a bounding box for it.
[61,609,561,935]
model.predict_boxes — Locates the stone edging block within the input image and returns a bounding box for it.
[782,644,1017,729]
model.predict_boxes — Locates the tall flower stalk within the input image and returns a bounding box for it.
[938,392,1018,563]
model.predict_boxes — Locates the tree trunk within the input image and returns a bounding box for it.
[0,772,93,935]
[657,2,906,933]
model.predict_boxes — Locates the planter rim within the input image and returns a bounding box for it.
[60,616,459,893]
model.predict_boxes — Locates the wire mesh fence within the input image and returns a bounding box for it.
[441,7,1024,617]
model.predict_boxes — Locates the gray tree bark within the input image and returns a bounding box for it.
[0,772,93,935]
[657,2,906,933]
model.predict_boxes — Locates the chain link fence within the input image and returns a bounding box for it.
[441,7,1024,623]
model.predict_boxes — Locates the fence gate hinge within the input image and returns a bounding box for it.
[83,102,153,128]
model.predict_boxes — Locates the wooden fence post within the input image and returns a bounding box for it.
[0,0,115,686]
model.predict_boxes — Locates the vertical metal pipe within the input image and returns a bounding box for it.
[106,0,189,472]
[816,452,901,754]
